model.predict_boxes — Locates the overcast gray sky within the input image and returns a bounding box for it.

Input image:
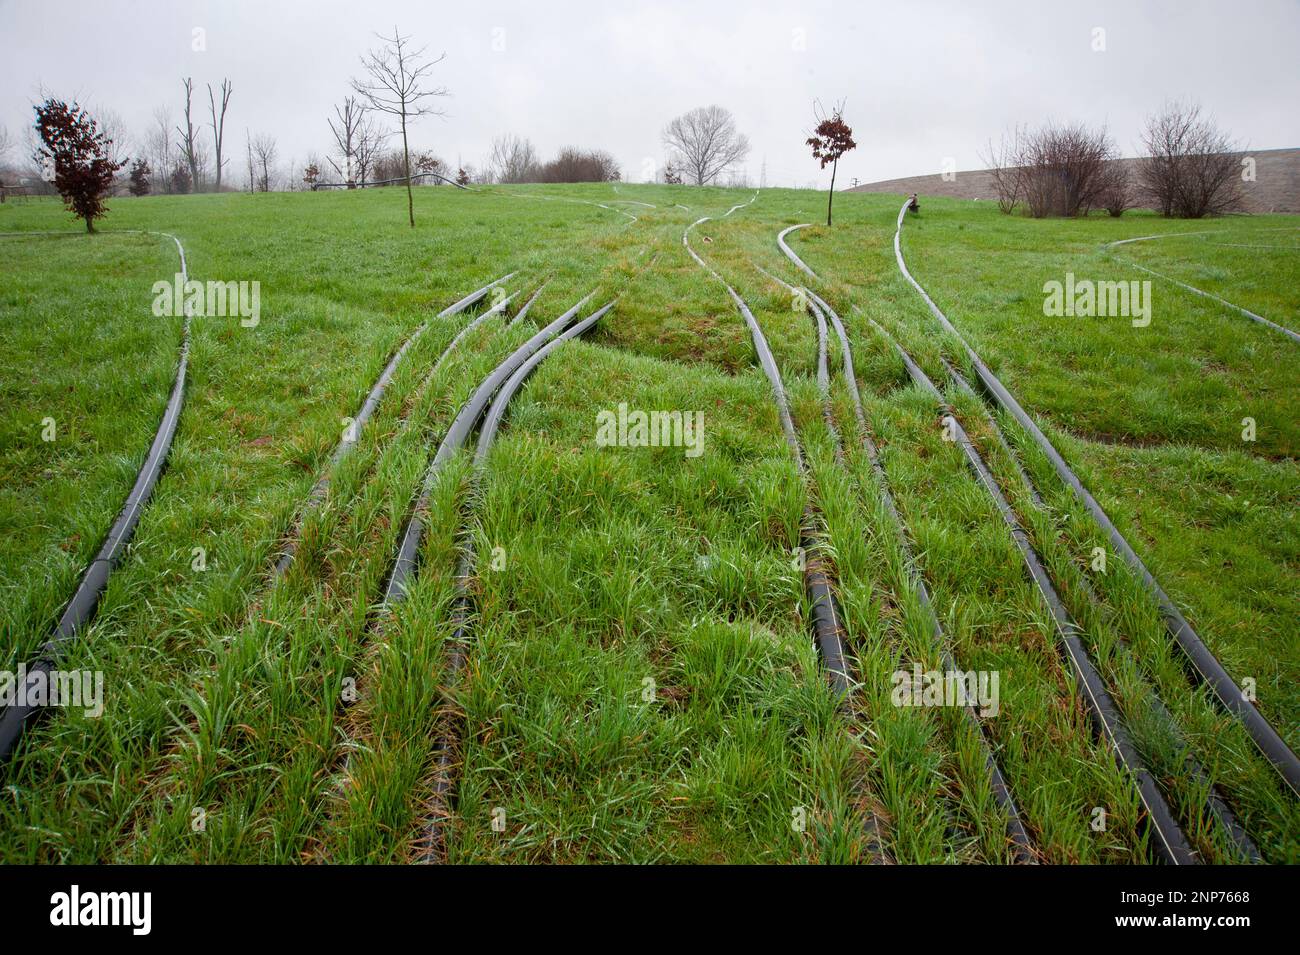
[2,0,1297,187]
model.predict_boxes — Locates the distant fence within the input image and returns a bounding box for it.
[0,181,59,203]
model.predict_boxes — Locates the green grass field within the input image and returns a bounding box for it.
[0,183,1295,863]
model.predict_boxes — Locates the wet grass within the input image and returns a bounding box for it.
[0,184,1293,862]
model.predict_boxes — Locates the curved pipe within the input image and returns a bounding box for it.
[683,202,886,859]
[384,292,594,603]
[415,301,615,864]
[312,170,473,191]
[1105,230,1299,344]
[890,199,1300,795]
[684,209,853,692]
[940,356,1260,862]
[757,265,1037,863]
[274,275,516,576]
[474,304,613,460]
[777,224,819,279]
[509,281,549,326]
[868,315,1198,865]
[0,231,193,765]
[1120,258,1298,345]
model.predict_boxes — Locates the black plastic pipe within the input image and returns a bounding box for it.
[384,292,594,603]
[891,199,1300,796]
[685,210,885,858]
[941,359,1261,863]
[759,266,1037,863]
[273,275,516,576]
[1105,235,1300,345]
[869,316,1198,865]
[415,301,614,864]
[1,232,193,765]
[509,281,548,326]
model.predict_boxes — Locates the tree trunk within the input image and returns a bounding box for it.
[85,216,94,234]
[826,158,837,227]
[401,114,414,228]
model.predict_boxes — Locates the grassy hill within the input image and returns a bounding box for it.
[0,184,1295,862]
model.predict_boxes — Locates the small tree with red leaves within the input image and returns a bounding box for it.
[806,101,856,227]
[303,163,321,189]
[33,98,126,232]
[455,166,469,187]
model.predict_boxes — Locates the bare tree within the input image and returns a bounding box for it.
[981,128,1025,214]
[93,107,132,169]
[661,105,750,186]
[147,107,176,194]
[245,128,254,193]
[489,134,538,183]
[0,123,11,200]
[1140,101,1244,218]
[207,79,232,191]
[251,133,277,192]
[354,114,389,185]
[352,27,449,226]
[177,77,201,191]
[328,95,363,186]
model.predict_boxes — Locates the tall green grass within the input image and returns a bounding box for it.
[0,184,1293,861]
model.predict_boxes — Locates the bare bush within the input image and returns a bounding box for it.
[1019,122,1115,217]
[1096,161,1134,217]
[1140,101,1243,218]
[983,122,1115,217]
[370,149,408,183]
[535,147,619,183]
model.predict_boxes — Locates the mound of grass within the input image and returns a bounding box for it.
[0,184,1293,862]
